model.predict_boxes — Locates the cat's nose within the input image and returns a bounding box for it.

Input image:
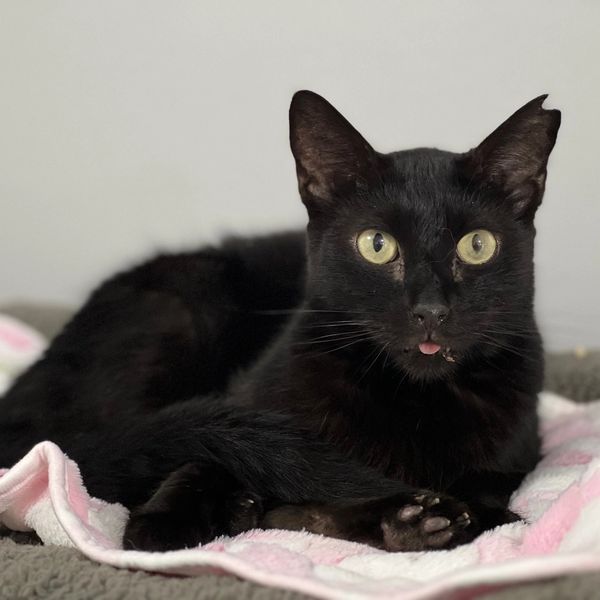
[411,303,449,330]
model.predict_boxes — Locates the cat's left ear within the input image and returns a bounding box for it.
[458,95,561,220]
[289,90,380,215]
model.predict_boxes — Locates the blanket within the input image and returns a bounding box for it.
[2,313,600,600]
[0,314,46,395]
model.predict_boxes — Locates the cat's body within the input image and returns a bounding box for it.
[0,231,306,465]
[0,91,560,552]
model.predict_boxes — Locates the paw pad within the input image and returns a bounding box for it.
[422,516,451,533]
[382,492,477,552]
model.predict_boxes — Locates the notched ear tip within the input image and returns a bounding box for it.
[538,99,562,147]
[519,94,557,114]
[459,94,562,218]
[532,93,549,106]
[523,94,562,134]
[546,108,562,143]
[544,103,562,134]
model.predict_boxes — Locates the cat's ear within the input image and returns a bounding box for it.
[458,95,561,220]
[289,90,380,214]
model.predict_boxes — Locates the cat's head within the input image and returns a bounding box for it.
[289,91,560,381]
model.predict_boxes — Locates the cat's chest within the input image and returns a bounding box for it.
[308,381,518,488]
[249,352,532,489]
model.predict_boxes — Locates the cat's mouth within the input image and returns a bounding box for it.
[418,342,441,355]
[403,344,456,363]
[395,341,458,381]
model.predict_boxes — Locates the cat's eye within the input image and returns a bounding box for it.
[456,229,498,265]
[356,229,398,264]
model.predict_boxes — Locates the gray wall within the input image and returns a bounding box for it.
[1,1,598,351]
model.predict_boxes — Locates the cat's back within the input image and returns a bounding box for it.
[0,231,307,457]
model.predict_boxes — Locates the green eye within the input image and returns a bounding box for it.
[357,229,398,264]
[456,229,498,265]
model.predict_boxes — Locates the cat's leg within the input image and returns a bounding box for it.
[261,491,478,552]
[102,399,483,552]
[123,471,478,553]
[122,463,263,551]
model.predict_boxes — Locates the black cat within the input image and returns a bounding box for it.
[0,91,560,553]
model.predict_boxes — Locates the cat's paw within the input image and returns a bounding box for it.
[227,491,264,535]
[122,490,263,552]
[381,492,478,551]
[123,510,202,552]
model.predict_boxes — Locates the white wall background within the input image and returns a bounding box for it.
[0,0,598,351]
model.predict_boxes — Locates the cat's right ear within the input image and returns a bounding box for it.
[289,91,380,215]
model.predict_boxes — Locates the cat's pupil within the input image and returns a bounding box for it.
[472,234,483,253]
[373,232,384,253]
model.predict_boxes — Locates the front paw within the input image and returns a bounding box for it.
[381,491,478,551]
[123,490,263,552]
[123,510,205,552]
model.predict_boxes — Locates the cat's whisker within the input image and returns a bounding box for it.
[295,331,370,345]
[304,320,368,329]
[468,308,595,324]
[476,330,532,348]
[299,336,374,357]
[356,342,390,383]
[486,323,592,337]
[392,368,411,402]
[352,342,381,378]
[475,334,540,364]
[252,308,370,316]
[480,328,540,337]
[381,345,391,372]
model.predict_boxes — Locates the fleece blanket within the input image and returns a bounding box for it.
[2,315,600,600]
[0,314,46,395]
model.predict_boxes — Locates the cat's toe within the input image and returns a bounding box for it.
[397,504,424,521]
[422,515,451,532]
[382,492,478,552]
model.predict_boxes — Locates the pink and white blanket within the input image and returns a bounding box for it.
[2,313,600,599]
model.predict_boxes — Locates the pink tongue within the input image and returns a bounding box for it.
[418,342,441,355]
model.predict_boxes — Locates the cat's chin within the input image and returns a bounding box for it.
[395,346,457,382]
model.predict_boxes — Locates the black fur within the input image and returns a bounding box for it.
[0,91,560,552]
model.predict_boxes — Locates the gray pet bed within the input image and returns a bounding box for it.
[1,302,599,599]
